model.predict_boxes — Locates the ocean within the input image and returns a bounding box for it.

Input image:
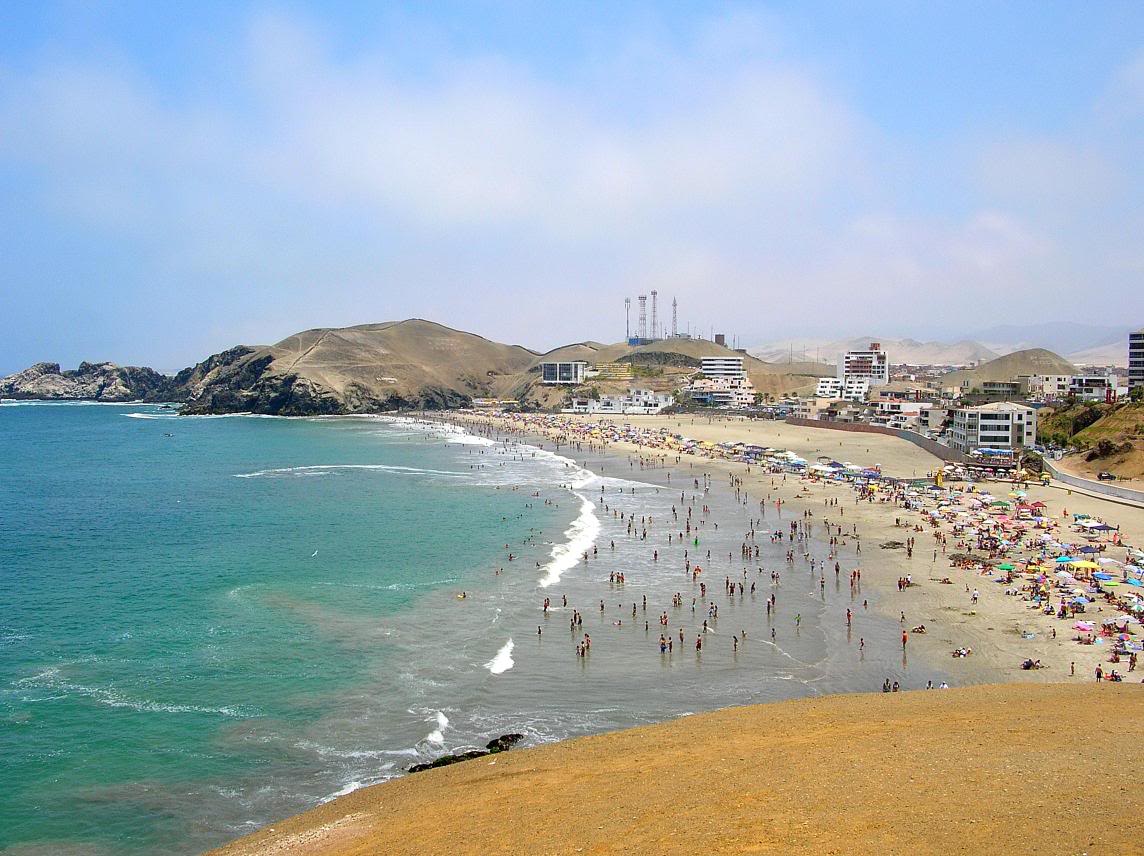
[1,403,913,854]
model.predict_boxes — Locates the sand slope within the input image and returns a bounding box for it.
[212,684,1142,856]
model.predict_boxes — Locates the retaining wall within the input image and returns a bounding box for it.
[783,417,967,463]
[1042,459,1144,504]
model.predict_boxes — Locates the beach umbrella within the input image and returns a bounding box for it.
[1073,561,1101,570]
[997,563,1015,571]
[1055,556,1076,563]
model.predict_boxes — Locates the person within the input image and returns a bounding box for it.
[901,630,908,649]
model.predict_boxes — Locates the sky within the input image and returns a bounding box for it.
[1,1,1143,372]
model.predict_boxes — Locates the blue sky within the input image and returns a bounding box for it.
[2,2,1143,371]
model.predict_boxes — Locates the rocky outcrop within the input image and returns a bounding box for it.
[406,734,524,774]
[0,361,180,402]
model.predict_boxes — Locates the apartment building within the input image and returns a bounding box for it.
[948,402,1037,453]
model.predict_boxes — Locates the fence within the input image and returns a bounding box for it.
[783,417,967,463]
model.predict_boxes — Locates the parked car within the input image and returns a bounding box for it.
[1098,471,1116,481]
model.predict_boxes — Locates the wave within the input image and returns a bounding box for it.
[233,463,463,479]
[16,668,252,717]
[485,639,515,675]
[424,710,449,745]
[538,494,600,588]
[123,412,179,420]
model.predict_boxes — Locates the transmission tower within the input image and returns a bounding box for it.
[624,297,631,340]
[637,295,647,340]
[671,298,678,338]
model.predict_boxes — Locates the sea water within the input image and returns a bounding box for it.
[1,403,917,854]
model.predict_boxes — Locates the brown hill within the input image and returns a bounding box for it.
[180,320,538,415]
[941,347,1076,388]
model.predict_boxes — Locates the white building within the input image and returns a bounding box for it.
[1131,328,1144,390]
[815,376,870,401]
[563,389,674,415]
[1024,374,1071,399]
[948,402,1037,454]
[700,357,746,380]
[539,361,588,385]
[839,343,889,387]
[688,377,756,409]
[1069,375,1114,402]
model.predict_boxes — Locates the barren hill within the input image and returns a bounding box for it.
[180,320,538,414]
[941,348,1076,388]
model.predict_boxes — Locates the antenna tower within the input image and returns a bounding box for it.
[650,290,658,340]
[637,295,647,340]
[624,297,631,340]
[671,298,678,337]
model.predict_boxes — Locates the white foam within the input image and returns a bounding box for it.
[485,639,515,675]
[233,463,462,479]
[123,412,177,420]
[16,667,251,717]
[539,494,600,588]
[425,710,449,745]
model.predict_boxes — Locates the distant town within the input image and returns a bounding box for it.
[493,311,1144,482]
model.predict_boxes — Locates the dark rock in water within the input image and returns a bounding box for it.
[407,734,525,774]
[485,733,524,753]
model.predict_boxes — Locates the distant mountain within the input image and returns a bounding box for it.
[941,348,1077,388]
[1066,339,1129,368]
[969,322,1134,356]
[748,336,999,367]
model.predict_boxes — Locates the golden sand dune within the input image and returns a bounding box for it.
[212,684,1142,856]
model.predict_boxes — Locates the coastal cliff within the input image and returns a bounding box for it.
[0,361,180,402]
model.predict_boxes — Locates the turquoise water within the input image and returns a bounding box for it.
[0,404,568,854]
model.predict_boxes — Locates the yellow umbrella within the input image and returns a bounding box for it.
[1071,560,1100,570]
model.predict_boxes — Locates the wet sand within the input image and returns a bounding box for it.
[212,682,1144,856]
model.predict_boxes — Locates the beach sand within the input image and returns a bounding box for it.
[212,683,1144,856]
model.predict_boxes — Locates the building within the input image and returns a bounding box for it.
[564,389,673,415]
[687,377,756,409]
[539,361,589,385]
[839,343,889,387]
[1128,328,1144,389]
[1024,374,1071,400]
[700,357,746,380]
[948,402,1037,454]
[1069,375,1115,402]
[815,376,870,401]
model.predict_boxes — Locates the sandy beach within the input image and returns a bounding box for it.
[212,683,1144,856]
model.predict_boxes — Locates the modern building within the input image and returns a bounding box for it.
[839,343,889,387]
[1129,328,1144,390]
[1023,374,1071,400]
[687,377,756,409]
[539,361,589,385]
[700,357,746,380]
[1069,375,1115,402]
[815,376,870,401]
[564,389,674,415]
[948,402,1037,454]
